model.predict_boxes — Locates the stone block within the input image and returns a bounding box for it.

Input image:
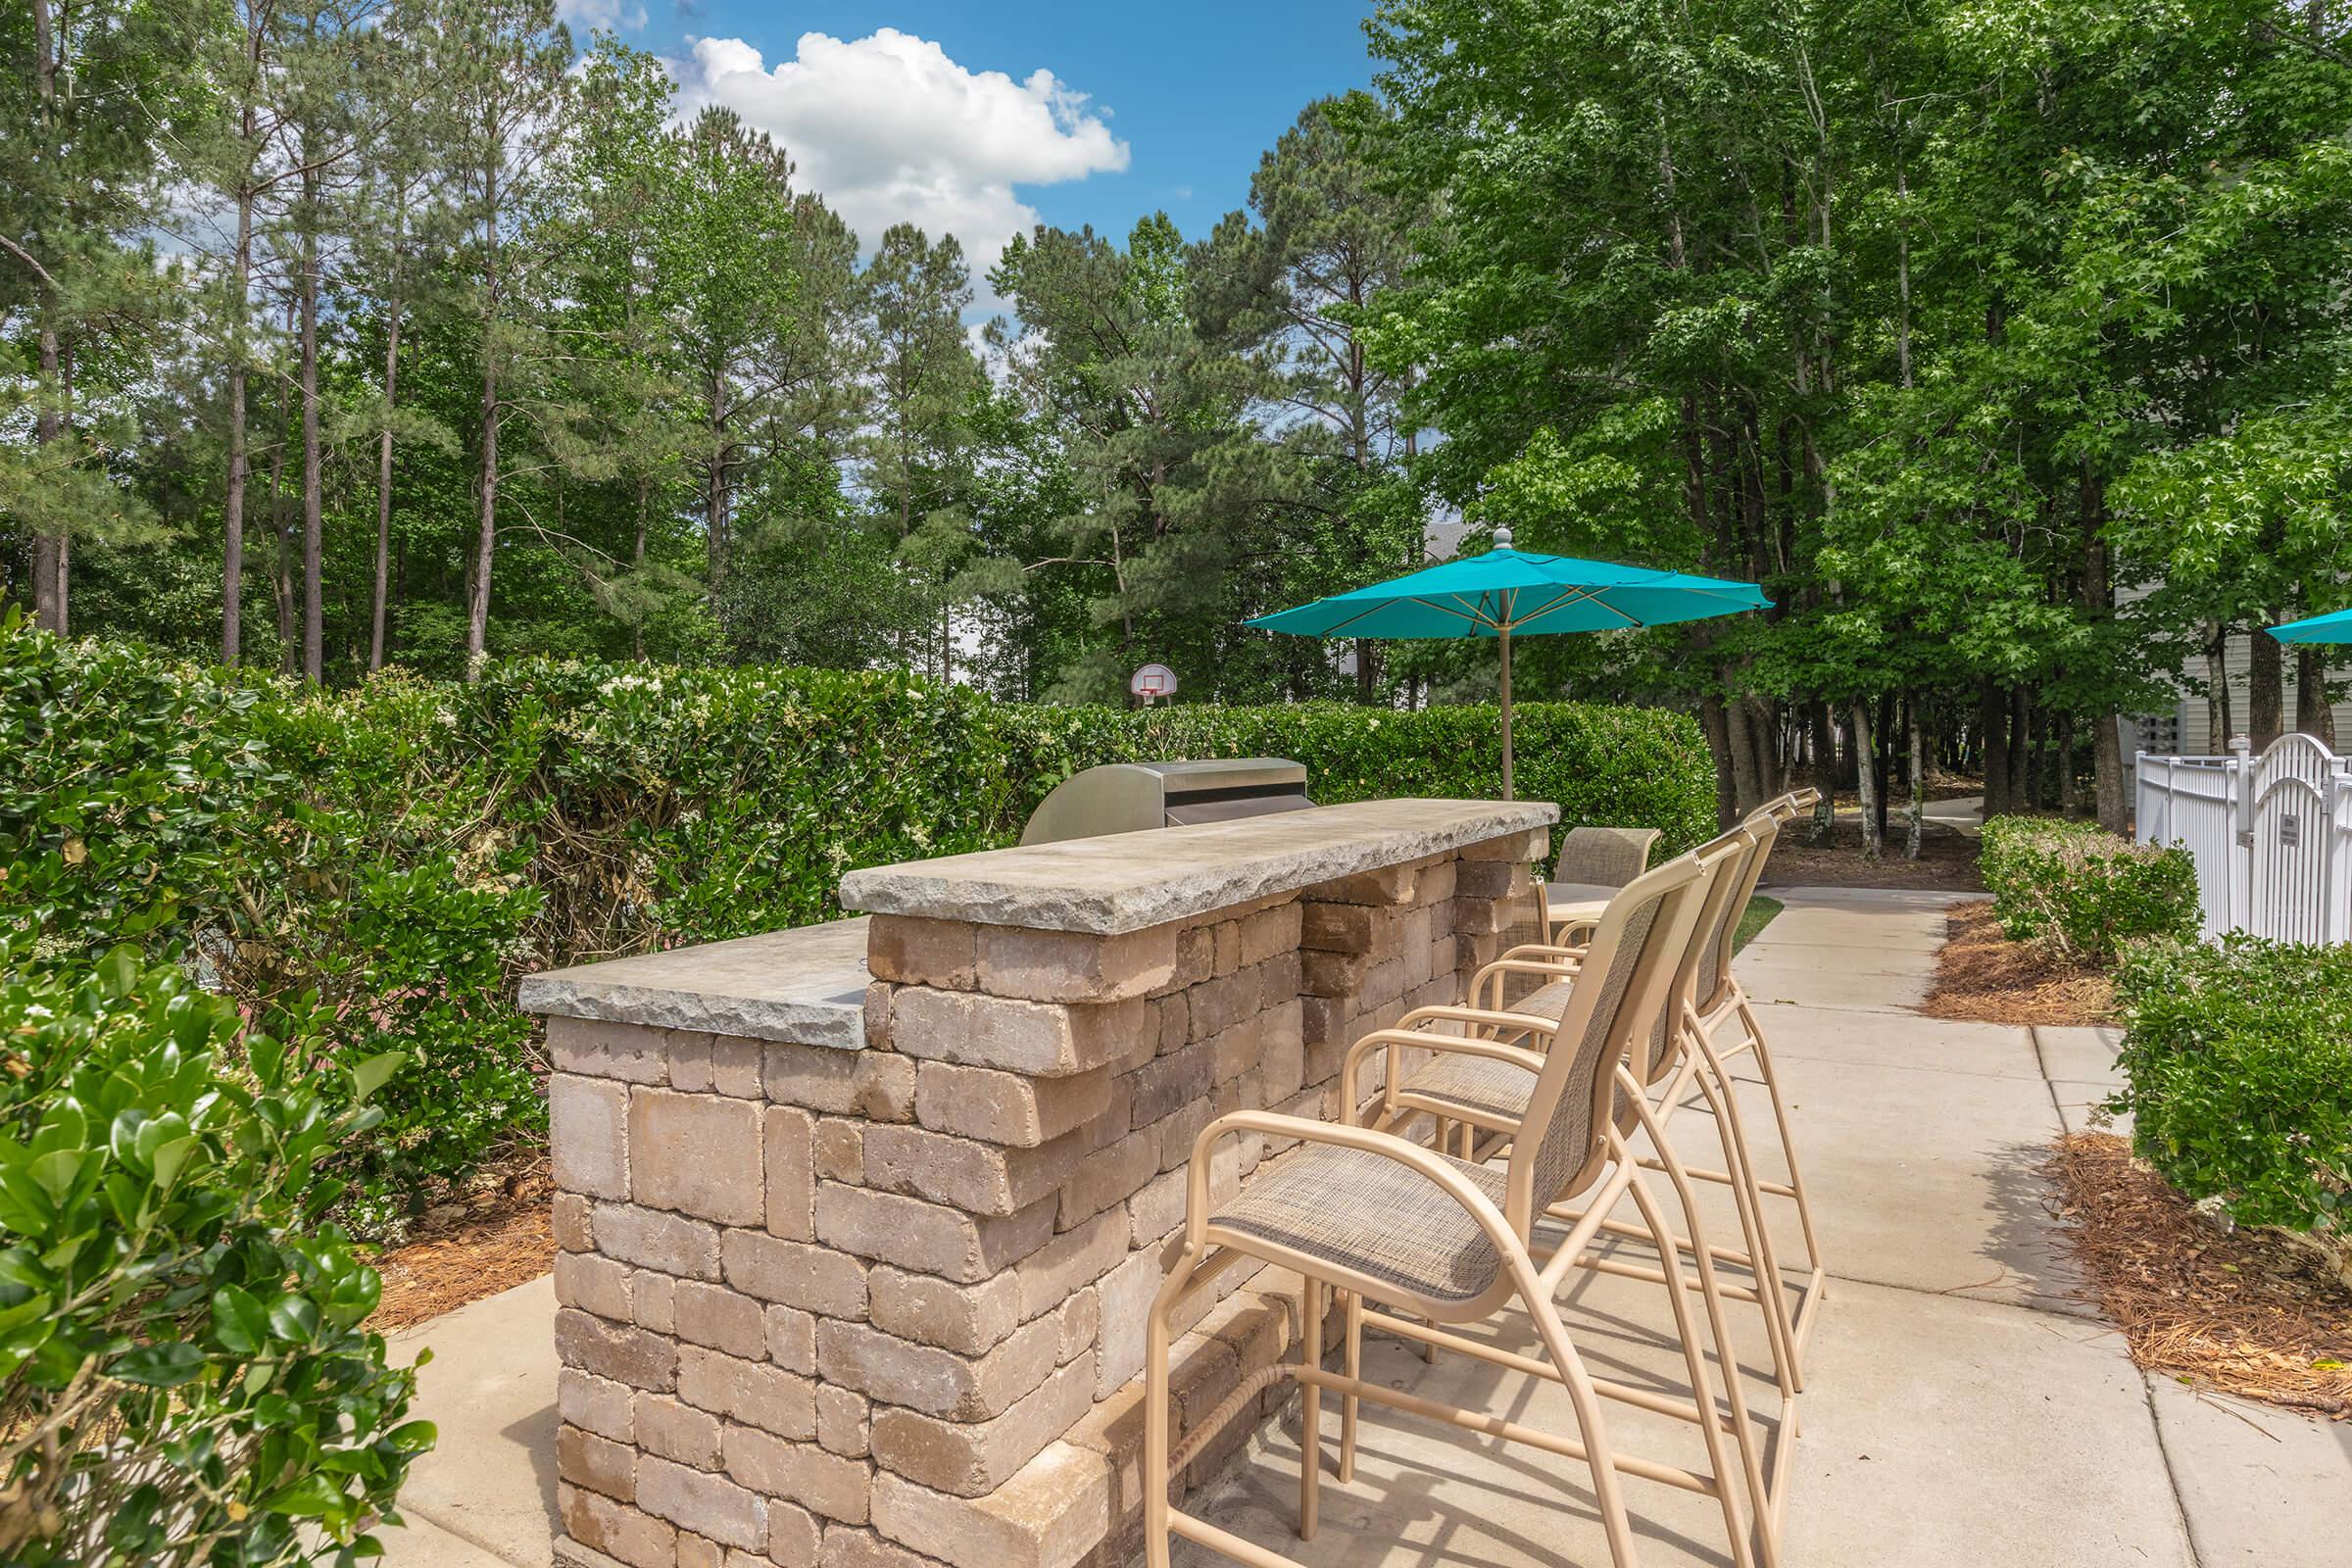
[814,1184,1055,1285]
[766,1106,815,1241]
[1256,949,1302,1003]
[885,991,1150,1078]
[556,1192,597,1251]
[1128,1136,1239,1248]
[561,1423,639,1501]
[673,1281,768,1360]
[766,1043,916,1122]
[869,1266,1021,1357]
[635,1271,678,1334]
[562,1368,637,1444]
[721,1230,869,1321]
[671,1035,763,1099]
[860,1123,1084,1216]
[815,1314,1058,1422]
[767,1305,817,1374]
[813,1119,863,1182]
[678,1344,816,1441]
[1153,1097,1219,1172]
[1298,949,1368,998]
[552,1016,672,1086]
[1171,926,1213,991]
[1184,967,1262,1042]
[562,1482,677,1568]
[636,1393,724,1469]
[1011,1207,1127,1322]
[1413,858,1457,906]
[1123,1043,1211,1127]
[1153,993,1188,1054]
[554,1075,631,1200]
[865,916,978,991]
[912,1062,1111,1149]
[766,1501,824,1568]
[1090,1250,1164,1400]
[974,924,1177,1003]
[639,1455,766,1551]
[816,1383,870,1458]
[1055,1129,1156,1231]
[1238,903,1301,967]
[724,1425,872,1524]
[1298,901,1374,955]
[1210,920,1241,976]
[595,1203,723,1281]
[819,1529,942,1568]
[1318,863,1417,906]
[870,1444,1112,1568]
[1054,1287,1098,1367]
[630,1089,764,1226]
[559,1307,680,1393]
[868,1352,1095,1496]
[1460,826,1551,861]
[1453,858,1528,899]
[557,1250,635,1322]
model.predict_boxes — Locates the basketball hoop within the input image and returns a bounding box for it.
[1130,663,1177,706]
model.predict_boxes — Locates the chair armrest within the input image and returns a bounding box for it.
[1391,1004,1565,1038]
[1183,1109,1511,1249]
[1342,1029,1546,1128]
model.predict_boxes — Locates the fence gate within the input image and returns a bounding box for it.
[2137,734,2352,943]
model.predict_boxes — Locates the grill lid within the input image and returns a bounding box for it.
[1019,758,1311,845]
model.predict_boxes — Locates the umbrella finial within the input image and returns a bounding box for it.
[1493,523,1513,551]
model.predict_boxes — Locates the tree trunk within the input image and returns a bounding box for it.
[1979,679,2009,816]
[1699,696,1739,831]
[2008,688,2033,808]
[27,0,66,635]
[1905,693,1925,860]
[466,156,500,683]
[1724,693,1765,817]
[2207,629,2232,753]
[2296,647,2335,747]
[1808,701,1836,840]
[1850,701,1883,859]
[299,169,324,685]
[1874,690,1895,843]
[370,303,401,672]
[225,178,254,662]
[2248,630,2284,751]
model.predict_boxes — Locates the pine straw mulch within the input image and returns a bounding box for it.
[365,1162,558,1333]
[1919,899,2115,1027]
[2046,1132,2352,1421]
[1760,816,1987,892]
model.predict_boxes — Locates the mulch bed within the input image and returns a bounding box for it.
[1920,899,2114,1027]
[1762,816,1986,892]
[2046,1132,2352,1421]
[366,1163,557,1333]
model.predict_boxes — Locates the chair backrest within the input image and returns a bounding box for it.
[1550,825,1661,889]
[1692,804,1786,1014]
[1634,833,1750,1091]
[1502,850,1706,1234]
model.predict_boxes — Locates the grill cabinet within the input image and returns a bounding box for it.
[1018,758,1314,846]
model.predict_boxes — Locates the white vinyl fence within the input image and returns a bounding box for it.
[2135,734,2352,943]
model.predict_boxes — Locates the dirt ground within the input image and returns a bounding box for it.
[1922,899,2115,1026]
[2047,1132,2352,1420]
[367,1165,558,1332]
[1761,815,1986,891]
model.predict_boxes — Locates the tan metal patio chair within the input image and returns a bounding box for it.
[1352,834,1796,1559]
[1145,853,1770,1568]
[1539,824,1662,945]
[1419,792,1830,1394]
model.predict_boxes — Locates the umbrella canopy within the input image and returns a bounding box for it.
[1246,526,1771,799]
[2270,607,2352,645]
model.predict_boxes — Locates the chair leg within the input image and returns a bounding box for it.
[1686,1039,1802,1398]
[1339,1290,1363,1483]
[1740,995,1830,1282]
[1145,1244,1199,1568]
[1298,1275,1322,1541]
[1620,1097,1783,1568]
[1509,1253,1644,1568]
[1617,1157,1757,1568]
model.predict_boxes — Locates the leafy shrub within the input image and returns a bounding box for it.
[0,945,431,1564]
[1978,814,2200,963]
[2111,935,2352,1232]
[0,618,1715,1233]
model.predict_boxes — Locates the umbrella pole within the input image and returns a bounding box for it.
[1499,624,1514,802]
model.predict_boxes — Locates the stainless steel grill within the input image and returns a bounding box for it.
[1018,758,1314,846]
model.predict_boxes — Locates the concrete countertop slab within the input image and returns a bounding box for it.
[839,798,1559,935]
[517,916,870,1048]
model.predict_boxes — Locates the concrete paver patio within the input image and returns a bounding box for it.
[380,886,2352,1568]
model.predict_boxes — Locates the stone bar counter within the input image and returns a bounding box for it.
[521,797,1556,1568]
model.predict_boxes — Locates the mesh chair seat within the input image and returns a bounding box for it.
[1212,1143,1510,1303]
[1410,1051,1538,1122]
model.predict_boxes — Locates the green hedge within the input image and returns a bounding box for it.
[0,945,429,1564]
[1,619,1714,1234]
[1978,815,2201,964]
[2112,935,2352,1233]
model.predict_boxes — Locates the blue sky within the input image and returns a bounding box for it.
[563,2,1380,307]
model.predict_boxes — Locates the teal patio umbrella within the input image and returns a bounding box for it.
[2270,607,2352,644]
[1247,525,1771,800]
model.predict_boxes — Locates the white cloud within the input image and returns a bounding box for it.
[667,29,1130,307]
[556,0,648,31]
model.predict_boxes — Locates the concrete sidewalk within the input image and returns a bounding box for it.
[381,887,2352,1568]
